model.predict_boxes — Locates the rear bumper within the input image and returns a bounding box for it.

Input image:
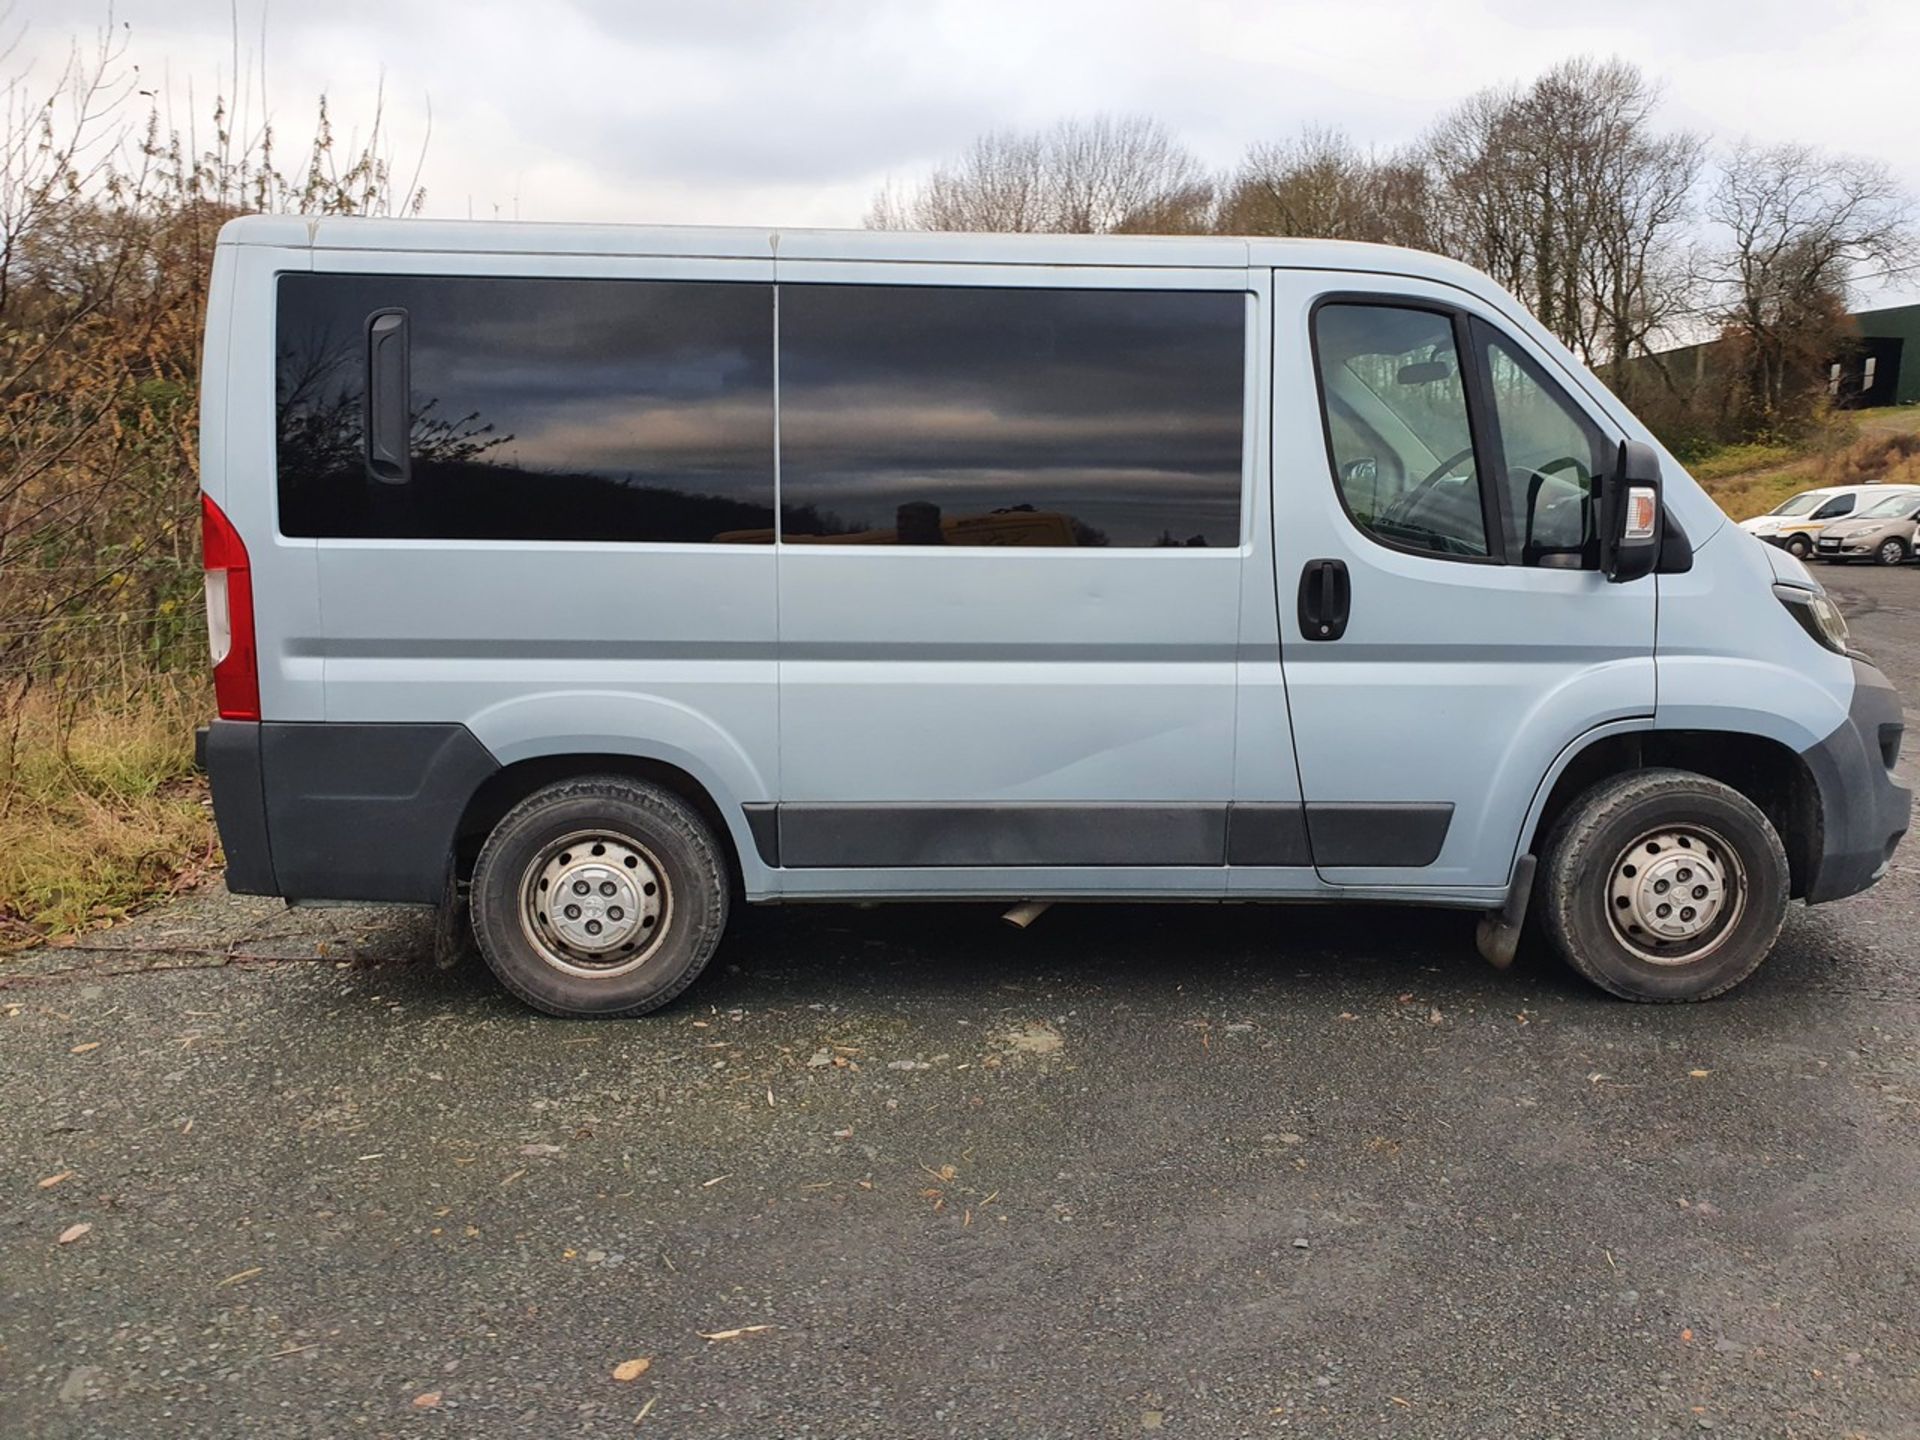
[200,720,499,902]
[1801,660,1911,903]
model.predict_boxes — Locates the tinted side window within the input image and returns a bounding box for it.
[1481,329,1608,568]
[778,285,1244,548]
[1812,495,1855,519]
[1313,304,1489,559]
[276,275,775,541]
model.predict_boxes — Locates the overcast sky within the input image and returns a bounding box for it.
[20,0,1920,304]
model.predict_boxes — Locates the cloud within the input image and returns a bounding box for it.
[20,0,1920,297]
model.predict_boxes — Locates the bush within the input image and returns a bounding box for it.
[0,686,214,939]
[0,20,422,941]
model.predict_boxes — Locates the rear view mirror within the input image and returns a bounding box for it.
[1396,361,1452,386]
[1601,439,1661,584]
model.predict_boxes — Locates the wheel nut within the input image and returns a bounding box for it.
[573,880,590,895]
[600,881,616,896]
[564,904,580,920]
[608,906,623,921]
[1680,906,1696,922]
[585,919,602,936]
[1692,885,1708,899]
[1677,868,1692,882]
[1656,903,1671,918]
[1653,879,1669,894]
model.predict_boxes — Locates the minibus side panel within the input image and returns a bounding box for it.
[296,250,782,896]
[770,261,1265,890]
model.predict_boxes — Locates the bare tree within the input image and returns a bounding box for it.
[1218,126,1431,248]
[1586,124,1701,399]
[867,115,1211,234]
[1705,141,1912,430]
[1423,85,1530,300]
[0,6,429,726]
[1424,59,1702,375]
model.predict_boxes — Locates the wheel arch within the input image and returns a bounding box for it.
[453,753,760,899]
[460,690,777,897]
[1520,727,1821,899]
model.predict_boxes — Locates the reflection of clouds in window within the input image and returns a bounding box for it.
[465,396,774,478]
[779,285,1244,547]
[275,274,777,542]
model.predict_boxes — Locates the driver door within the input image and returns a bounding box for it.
[1271,273,1656,890]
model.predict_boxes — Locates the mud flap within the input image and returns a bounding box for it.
[1475,854,1538,970]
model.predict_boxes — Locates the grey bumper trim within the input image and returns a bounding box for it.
[1801,659,1911,904]
[206,721,500,903]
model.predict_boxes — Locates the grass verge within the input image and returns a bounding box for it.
[0,682,216,944]
[1691,424,1920,521]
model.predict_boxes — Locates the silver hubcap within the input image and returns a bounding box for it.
[1882,541,1903,564]
[1607,825,1745,964]
[519,831,668,978]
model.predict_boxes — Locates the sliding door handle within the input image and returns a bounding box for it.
[364,308,412,485]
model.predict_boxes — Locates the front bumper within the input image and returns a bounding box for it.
[1800,660,1912,903]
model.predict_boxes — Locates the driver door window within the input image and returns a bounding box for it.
[1479,327,1609,569]
[1313,303,1490,559]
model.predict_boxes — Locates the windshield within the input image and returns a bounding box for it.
[1857,491,1920,519]
[1770,492,1827,516]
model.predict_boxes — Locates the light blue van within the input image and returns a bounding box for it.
[197,217,1910,1016]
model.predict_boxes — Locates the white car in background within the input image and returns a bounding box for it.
[1740,483,1920,559]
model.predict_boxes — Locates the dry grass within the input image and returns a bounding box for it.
[1686,441,1801,483]
[1698,465,1821,522]
[0,684,216,942]
[1694,419,1920,521]
[1815,430,1920,487]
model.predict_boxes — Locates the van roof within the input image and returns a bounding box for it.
[216,214,1497,288]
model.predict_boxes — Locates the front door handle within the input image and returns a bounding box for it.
[1297,558,1351,641]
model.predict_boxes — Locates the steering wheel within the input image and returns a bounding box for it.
[1382,446,1476,523]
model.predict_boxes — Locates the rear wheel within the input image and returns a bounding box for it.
[1539,768,1789,1002]
[1876,536,1908,567]
[470,776,728,1017]
[1783,534,1812,560]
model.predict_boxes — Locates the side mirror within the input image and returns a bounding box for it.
[1600,439,1661,584]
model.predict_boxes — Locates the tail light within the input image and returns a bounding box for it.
[201,494,260,720]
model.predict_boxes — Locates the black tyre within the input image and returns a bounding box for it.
[1539,768,1789,1003]
[1875,536,1908,567]
[470,776,728,1017]
[1783,534,1812,560]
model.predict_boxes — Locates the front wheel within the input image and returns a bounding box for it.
[470,776,729,1017]
[1876,537,1908,567]
[1539,769,1789,1002]
[1783,534,1812,560]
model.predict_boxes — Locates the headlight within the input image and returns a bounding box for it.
[1773,583,1851,655]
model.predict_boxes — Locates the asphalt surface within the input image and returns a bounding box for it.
[4,563,1918,1440]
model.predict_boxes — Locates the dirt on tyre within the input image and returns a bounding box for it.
[470,776,728,1017]
[1539,768,1789,1003]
